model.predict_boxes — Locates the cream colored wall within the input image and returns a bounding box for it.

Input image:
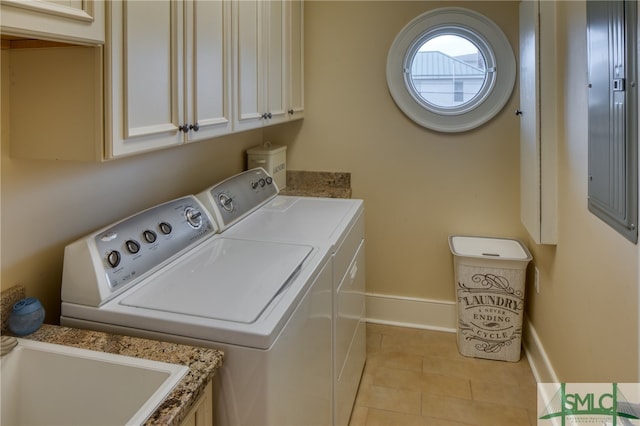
[524,1,638,382]
[267,0,526,302]
[267,0,640,382]
[1,46,263,322]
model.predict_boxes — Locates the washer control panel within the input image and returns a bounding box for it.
[197,168,278,231]
[94,196,215,292]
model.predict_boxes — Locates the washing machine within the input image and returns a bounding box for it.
[61,194,331,425]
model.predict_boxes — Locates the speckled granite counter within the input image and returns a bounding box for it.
[280,170,352,198]
[1,286,223,426]
[27,324,223,426]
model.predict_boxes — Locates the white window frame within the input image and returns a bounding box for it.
[386,7,516,133]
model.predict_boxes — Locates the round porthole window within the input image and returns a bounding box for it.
[386,8,515,132]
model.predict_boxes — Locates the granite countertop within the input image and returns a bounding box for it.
[280,170,352,199]
[25,324,223,426]
[2,286,223,426]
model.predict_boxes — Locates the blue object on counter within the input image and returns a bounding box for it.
[8,297,45,336]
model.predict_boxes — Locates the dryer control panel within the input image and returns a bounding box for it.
[197,168,278,231]
[61,196,216,307]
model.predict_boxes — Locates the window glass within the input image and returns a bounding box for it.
[409,35,487,109]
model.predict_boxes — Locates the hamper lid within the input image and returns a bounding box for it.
[448,235,532,261]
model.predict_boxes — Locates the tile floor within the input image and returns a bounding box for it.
[349,323,538,426]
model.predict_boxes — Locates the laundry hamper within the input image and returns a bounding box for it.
[448,235,532,362]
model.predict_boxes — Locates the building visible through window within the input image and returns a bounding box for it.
[409,35,487,109]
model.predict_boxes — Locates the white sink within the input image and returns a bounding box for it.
[1,338,188,426]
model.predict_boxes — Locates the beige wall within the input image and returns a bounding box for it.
[267,0,526,303]
[524,1,639,382]
[1,48,264,321]
[267,1,639,382]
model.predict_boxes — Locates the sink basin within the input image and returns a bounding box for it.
[1,338,188,425]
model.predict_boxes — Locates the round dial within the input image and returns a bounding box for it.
[106,250,121,268]
[218,193,234,212]
[185,206,203,228]
[143,230,157,243]
[125,240,140,254]
[159,222,172,235]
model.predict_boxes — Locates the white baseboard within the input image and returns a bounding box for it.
[365,293,558,384]
[522,315,559,384]
[365,293,457,333]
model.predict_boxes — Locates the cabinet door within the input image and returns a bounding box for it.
[0,0,105,44]
[233,0,289,132]
[233,0,264,132]
[106,0,184,158]
[287,0,304,120]
[185,0,233,142]
[518,0,558,244]
[264,0,287,125]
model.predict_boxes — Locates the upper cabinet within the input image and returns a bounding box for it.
[287,0,304,121]
[233,0,303,132]
[518,0,558,245]
[106,0,232,158]
[7,0,303,161]
[0,0,105,45]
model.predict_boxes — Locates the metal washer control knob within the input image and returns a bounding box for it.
[185,207,203,228]
[107,250,121,268]
[218,193,234,212]
[159,222,172,235]
[143,230,157,243]
[125,240,140,254]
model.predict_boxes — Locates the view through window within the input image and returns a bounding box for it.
[409,35,487,109]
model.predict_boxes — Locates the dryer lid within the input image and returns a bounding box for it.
[120,238,312,324]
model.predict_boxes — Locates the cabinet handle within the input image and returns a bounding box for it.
[261,112,273,120]
[190,123,200,132]
[288,109,294,115]
[178,124,190,133]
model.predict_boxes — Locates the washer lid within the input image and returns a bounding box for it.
[120,238,312,324]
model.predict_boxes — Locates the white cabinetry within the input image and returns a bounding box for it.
[107,0,231,158]
[0,0,105,45]
[233,0,303,132]
[287,0,304,121]
[519,0,558,244]
[179,381,213,426]
[333,212,366,426]
[7,0,302,161]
